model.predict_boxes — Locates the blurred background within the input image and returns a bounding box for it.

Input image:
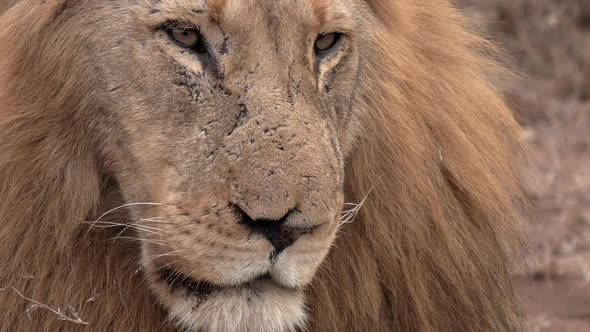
[459,0,590,331]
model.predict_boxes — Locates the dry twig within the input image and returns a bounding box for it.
[1,286,88,325]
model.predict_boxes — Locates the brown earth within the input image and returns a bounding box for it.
[459,0,590,330]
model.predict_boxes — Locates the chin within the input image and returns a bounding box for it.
[146,265,308,332]
[169,280,305,332]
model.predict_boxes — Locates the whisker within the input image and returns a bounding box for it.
[136,217,167,223]
[141,260,188,288]
[107,236,170,248]
[146,250,186,263]
[340,174,384,224]
[84,202,163,238]
[136,218,179,226]
[112,223,157,242]
[88,221,165,239]
[172,266,193,289]
[138,257,184,287]
[81,221,164,234]
[154,258,184,272]
[340,210,356,218]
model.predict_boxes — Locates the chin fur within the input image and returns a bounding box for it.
[163,281,307,332]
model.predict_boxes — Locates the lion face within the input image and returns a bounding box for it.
[85,0,365,330]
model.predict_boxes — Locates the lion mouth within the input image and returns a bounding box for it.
[159,268,278,297]
[159,268,222,296]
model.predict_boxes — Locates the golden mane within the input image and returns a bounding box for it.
[0,1,525,331]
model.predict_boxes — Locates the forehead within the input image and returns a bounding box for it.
[153,0,351,28]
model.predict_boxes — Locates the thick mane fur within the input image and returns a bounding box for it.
[309,1,527,330]
[0,1,526,331]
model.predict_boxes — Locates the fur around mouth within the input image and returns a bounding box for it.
[159,268,274,296]
[159,268,221,296]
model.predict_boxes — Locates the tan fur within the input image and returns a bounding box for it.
[0,0,526,331]
[207,0,226,22]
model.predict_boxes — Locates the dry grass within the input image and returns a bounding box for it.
[0,284,89,325]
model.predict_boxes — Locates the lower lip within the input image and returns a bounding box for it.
[159,268,221,296]
[159,268,276,297]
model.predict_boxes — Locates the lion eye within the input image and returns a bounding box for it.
[169,27,206,53]
[314,33,341,55]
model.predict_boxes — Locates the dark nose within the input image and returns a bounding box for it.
[233,205,311,253]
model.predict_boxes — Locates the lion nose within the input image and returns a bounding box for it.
[233,205,310,253]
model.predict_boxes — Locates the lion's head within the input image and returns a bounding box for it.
[89,2,365,329]
[0,0,526,331]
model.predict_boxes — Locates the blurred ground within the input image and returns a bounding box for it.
[459,0,590,330]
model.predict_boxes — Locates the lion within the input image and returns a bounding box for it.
[0,0,526,331]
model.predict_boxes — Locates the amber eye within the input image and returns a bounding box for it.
[169,27,206,53]
[314,33,341,55]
